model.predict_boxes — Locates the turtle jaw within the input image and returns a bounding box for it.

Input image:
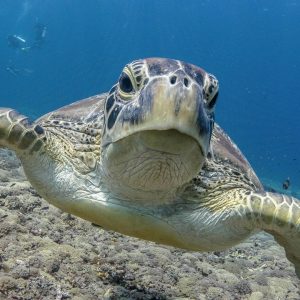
[102,129,204,201]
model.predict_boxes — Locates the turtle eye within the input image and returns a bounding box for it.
[204,73,219,110]
[119,72,134,94]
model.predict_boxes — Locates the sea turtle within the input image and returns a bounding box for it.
[0,58,299,278]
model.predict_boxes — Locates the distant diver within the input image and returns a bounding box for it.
[282,177,290,190]
[7,34,27,50]
[5,65,33,76]
[5,66,20,76]
[7,22,47,52]
[32,22,47,48]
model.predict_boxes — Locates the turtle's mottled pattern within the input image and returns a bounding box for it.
[0,58,299,278]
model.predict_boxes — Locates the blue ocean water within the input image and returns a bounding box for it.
[0,0,299,196]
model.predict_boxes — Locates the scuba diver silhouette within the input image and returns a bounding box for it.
[5,21,47,77]
[32,22,47,49]
[7,22,47,51]
[7,35,27,50]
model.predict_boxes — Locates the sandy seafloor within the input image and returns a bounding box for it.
[0,149,299,300]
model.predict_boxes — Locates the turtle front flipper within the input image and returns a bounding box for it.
[0,108,46,153]
[246,192,300,278]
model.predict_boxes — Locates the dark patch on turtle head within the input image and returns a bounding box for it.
[146,58,180,76]
[182,62,206,86]
[107,104,122,130]
[105,94,115,114]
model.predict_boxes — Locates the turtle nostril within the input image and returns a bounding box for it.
[183,77,189,87]
[170,76,177,85]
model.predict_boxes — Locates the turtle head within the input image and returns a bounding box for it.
[101,58,219,199]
